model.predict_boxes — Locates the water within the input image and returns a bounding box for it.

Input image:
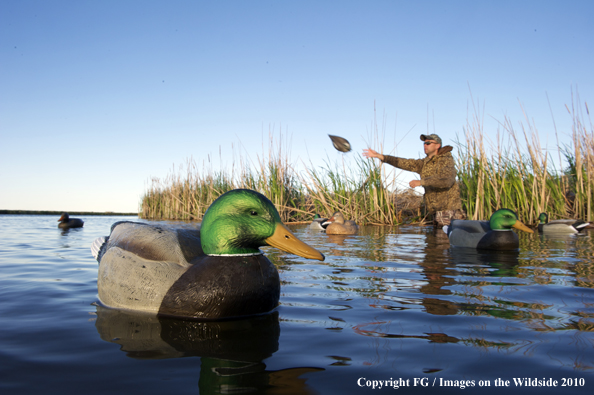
[0,214,593,394]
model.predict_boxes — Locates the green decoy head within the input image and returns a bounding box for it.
[538,212,549,224]
[200,189,325,260]
[489,208,534,233]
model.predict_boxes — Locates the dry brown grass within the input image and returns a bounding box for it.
[141,96,593,225]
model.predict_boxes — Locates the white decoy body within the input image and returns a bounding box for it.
[537,213,590,234]
[309,214,329,231]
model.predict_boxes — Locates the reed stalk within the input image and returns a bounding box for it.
[456,95,593,223]
[141,98,593,225]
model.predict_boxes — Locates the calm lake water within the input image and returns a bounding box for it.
[1,214,593,394]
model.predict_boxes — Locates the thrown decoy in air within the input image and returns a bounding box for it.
[328,135,352,152]
[309,213,329,231]
[537,212,591,234]
[443,208,533,250]
[91,189,325,320]
[58,212,84,229]
[323,211,359,235]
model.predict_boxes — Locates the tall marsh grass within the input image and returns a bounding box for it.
[457,96,593,223]
[141,134,310,223]
[141,121,421,224]
[141,99,593,225]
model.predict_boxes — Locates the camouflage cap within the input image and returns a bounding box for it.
[420,134,442,145]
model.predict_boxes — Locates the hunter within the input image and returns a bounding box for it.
[362,133,465,227]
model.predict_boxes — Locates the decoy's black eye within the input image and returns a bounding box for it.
[250,211,258,216]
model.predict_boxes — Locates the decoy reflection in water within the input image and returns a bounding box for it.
[444,208,533,250]
[328,134,351,152]
[449,248,521,278]
[537,212,591,234]
[323,212,358,235]
[91,189,325,320]
[57,212,84,229]
[94,305,280,360]
[95,306,324,393]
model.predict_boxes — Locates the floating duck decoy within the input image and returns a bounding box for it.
[309,213,329,231]
[443,208,533,250]
[58,212,84,229]
[328,134,351,153]
[91,189,325,320]
[323,212,359,235]
[537,212,591,234]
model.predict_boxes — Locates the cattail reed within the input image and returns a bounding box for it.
[457,95,593,223]
[141,98,593,225]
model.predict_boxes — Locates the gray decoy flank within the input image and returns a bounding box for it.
[537,212,591,234]
[309,213,329,231]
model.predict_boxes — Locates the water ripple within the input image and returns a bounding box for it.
[1,216,593,394]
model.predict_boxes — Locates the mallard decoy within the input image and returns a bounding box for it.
[91,189,325,320]
[309,213,329,231]
[58,212,84,229]
[443,208,533,250]
[323,212,359,235]
[537,212,591,234]
[328,135,351,152]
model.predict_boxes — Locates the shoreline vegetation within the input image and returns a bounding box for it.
[141,98,593,226]
[0,210,138,216]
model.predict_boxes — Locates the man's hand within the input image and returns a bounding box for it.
[409,180,421,188]
[362,148,384,161]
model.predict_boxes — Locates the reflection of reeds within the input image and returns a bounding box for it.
[141,97,593,224]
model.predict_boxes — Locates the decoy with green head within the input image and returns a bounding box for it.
[537,212,590,234]
[91,189,324,320]
[444,208,534,250]
[309,213,329,231]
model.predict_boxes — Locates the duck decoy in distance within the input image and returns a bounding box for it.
[323,212,358,235]
[309,213,329,231]
[537,212,591,234]
[91,189,325,320]
[58,212,84,229]
[444,208,533,250]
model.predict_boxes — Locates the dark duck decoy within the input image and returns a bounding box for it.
[443,208,533,250]
[91,189,325,320]
[323,212,359,235]
[537,212,591,234]
[58,212,84,229]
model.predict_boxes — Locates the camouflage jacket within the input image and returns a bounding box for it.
[382,145,463,213]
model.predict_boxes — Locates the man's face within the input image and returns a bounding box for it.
[423,140,440,157]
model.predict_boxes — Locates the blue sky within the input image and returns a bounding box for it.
[1,1,592,213]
